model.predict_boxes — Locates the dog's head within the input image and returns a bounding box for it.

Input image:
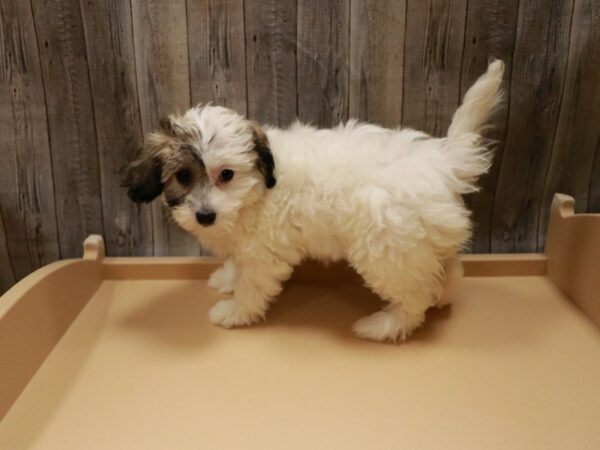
[123,105,276,235]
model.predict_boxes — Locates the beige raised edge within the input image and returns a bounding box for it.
[99,252,548,281]
[545,193,600,328]
[0,236,104,418]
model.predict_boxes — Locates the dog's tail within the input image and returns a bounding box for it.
[446,59,504,192]
[448,59,504,139]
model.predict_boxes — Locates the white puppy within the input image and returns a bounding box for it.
[125,60,504,342]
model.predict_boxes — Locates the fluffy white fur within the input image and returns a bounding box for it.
[136,60,504,342]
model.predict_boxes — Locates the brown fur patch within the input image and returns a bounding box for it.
[125,130,206,205]
[161,145,206,207]
[247,121,276,189]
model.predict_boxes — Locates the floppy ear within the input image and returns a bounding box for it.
[159,116,176,136]
[248,121,276,189]
[123,150,164,203]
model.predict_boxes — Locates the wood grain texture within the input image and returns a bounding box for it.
[0,0,60,279]
[590,139,600,212]
[491,0,574,252]
[538,0,600,245]
[30,0,104,258]
[187,0,247,113]
[0,206,15,294]
[349,0,405,127]
[79,0,153,256]
[460,0,519,252]
[297,0,350,127]
[1,0,600,292]
[402,0,467,137]
[131,0,199,256]
[244,0,297,126]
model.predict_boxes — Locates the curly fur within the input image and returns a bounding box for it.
[125,60,504,342]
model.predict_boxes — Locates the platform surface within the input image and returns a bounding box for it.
[1,276,599,449]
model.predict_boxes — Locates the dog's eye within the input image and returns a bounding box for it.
[220,169,234,182]
[175,169,192,186]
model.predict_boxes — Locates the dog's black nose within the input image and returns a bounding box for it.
[196,210,216,226]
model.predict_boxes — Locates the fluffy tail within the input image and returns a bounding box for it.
[448,59,504,138]
[446,60,504,192]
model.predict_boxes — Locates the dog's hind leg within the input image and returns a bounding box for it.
[350,255,442,342]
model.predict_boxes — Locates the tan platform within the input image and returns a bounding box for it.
[1,194,599,449]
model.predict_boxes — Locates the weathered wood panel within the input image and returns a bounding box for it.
[0,0,60,279]
[460,0,519,252]
[402,0,468,137]
[491,0,574,252]
[187,0,247,114]
[131,0,199,256]
[244,0,297,126]
[1,0,600,292]
[348,0,405,128]
[80,0,153,256]
[0,206,15,294]
[538,0,600,246]
[30,0,104,258]
[297,0,350,127]
[590,140,600,212]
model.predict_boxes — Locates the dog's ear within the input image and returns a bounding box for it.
[248,121,276,189]
[123,149,164,203]
[159,116,176,136]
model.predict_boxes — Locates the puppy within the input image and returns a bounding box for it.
[125,60,504,342]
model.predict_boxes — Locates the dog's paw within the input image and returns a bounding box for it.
[207,265,235,294]
[353,311,405,342]
[352,308,424,343]
[209,300,261,328]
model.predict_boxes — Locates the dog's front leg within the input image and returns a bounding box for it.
[208,258,292,328]
[207,258,236,294]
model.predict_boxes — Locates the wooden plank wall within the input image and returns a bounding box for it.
[0,0,60,286]
[1,0,599,292]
